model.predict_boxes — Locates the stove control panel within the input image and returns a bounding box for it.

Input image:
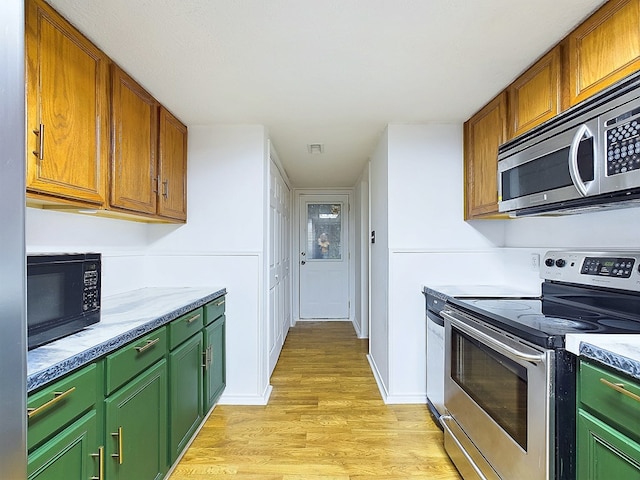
[541,251,640,292]
[581,257,635,278]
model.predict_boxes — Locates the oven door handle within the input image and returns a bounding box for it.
[442,310,546,364]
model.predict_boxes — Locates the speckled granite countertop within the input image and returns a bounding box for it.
[27,286,226,393]
[566,334,640,381]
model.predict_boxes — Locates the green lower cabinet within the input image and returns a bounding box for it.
[27,410,99,480]
[105,360,168,480]
[169,333,204,463]
[204,314,226,411]
[577,409,640,479]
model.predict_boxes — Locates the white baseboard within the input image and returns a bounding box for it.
[217,384,273,406]
[367,354,388,403]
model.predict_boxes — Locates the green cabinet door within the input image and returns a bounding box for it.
[169,332,204,463]
[577,409,640,479]
[28,411,99,480]
[105,360,167,480]
[204,315,226,411]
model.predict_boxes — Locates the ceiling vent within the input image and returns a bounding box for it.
[307,143,324,154]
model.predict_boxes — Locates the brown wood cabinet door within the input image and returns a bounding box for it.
[568,0,640,106]
[508,46,562,139]
[158,108,187,221]
[25,0,109,206]
[464,92,507,219]
[110,66,159,215]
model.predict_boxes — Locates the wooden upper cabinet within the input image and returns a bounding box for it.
[158,108,188,221]
[508,46,562,139]
[110,65,159,216]
[464,92,508,219]
[568,0,640,106]
[25,0,109,206]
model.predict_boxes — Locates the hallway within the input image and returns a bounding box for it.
[169,321,461,479]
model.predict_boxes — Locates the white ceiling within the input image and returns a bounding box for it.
[48,0,606,188]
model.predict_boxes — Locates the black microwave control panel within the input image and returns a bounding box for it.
[581,257,635,278]
[82,263,101,311]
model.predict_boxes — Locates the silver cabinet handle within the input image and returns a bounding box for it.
[568,124,592,197]
[162,179,169,199]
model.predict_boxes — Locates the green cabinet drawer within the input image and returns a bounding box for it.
[204,296,225,326]
[169,307,204,350]
[28,363,99,451]
[106,327,167,395]
[579,361,640,444]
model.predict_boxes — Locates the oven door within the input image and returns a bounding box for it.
[498,118,599,214]
[441,307,553,480]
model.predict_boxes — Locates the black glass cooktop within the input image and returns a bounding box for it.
[447,282,640,349]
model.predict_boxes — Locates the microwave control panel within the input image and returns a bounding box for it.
[605,115,640,176]
[82,263,100,311]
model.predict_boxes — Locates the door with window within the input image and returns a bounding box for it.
[298,195,349,319]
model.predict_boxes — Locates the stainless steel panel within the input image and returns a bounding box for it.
[0,0,27,478]
[444,307,553,480]
[541,250,640,292]
[440,414,501,480]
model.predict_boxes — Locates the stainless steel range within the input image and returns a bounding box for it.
[430,251,640,480]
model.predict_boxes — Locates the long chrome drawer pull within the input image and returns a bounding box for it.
[215,299,225,307]
[111,427,123,464]
[135,338,160,353]
[440,415,490,480]
[90,446,104,480]
[442,310,545,364]
[27,386,76,419]
[186,313,201,324]
[600,377,640,403]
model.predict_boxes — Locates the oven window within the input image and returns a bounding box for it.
[452,328,528,449]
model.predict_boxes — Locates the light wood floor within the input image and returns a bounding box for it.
[170,321,461,480]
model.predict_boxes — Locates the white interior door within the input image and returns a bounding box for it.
[299,195,349,319]
[268,160,291,375]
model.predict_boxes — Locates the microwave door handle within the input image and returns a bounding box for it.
[568,124,591,197]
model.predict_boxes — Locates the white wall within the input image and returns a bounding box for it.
[368,128,390,393]
[26,124,273,405]
[353,163,370,339]
[502,207,640,248]
[368,122,640,403]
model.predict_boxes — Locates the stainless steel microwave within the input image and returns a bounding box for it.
[498,71,640,217]
[27,253,101,349]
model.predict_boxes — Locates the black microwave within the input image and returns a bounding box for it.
[27,253,101,350]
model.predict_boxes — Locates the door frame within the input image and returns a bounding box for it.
[293,188,355,324]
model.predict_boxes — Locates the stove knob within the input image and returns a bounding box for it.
[545,258,555,267]
[555,259,566,268]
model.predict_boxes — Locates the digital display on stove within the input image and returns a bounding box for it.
[581,257,635,278]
